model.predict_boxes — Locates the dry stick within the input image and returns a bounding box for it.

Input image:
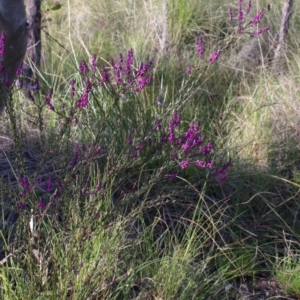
[272,0,293,71]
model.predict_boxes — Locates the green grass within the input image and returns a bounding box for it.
[0,0,300,299]
[276,251,300,297]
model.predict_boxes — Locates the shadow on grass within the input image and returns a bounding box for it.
[0,97,299,299]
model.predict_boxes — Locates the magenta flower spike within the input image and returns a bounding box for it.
[197,37,204,58]
[253,25,270,37]
[252,9,264,25]
[0,30,5,57]
[79,60,89,74]
[246,0,251,14]
[208,50,221,63]
[238,0,243,22]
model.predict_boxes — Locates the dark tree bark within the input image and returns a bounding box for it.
[26,0,41,71]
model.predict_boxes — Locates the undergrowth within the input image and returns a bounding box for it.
[0,0,299,299]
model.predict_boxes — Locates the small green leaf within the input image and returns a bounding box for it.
[50,2,62,11]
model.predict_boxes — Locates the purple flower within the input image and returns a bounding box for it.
[197,37,204,58]
[117,53,123,72]
[168,111,180,144]
[96,147,102,154]
[115,68,122,86]
[16,62,23,76]
[208,50,221,63]
[46,178,52,192]
[171,111,181,127]
[196,159,213,169]
[180,160,189,169]
[167,170,178,180]
[110,58,117,71]
[77,93,88,108]
[97,183,103,191]
[218,173,228,185]
[5,78,10,87]
[177,138,183,146]
[253,25,270,37]
[215,159,232,174]
[251,9,264,25]
[35,177,43,187]
[0,30,5,57]
[238,0,243,22]
[114,53,124,85]
[79,60,89,74]
[213,159,231,185]
[161,135,168,144]
[138,142,145,152]
[99,66,109,86]
[28,79,40,91]
[19,177,31,191]
[183,141,191,152]
[184,121,198,142]
[201,142,214,155]
[195,135,205,146]
[76,80,92,108]
[18,201,25,210]
[38,199,45,210]
[91,54,97,71]
[206,159,214,168]
[0,62,5,75]
[104,53,154,92]
[136,60,153,78]
[196,160,206,168]
[246,0,251,14]
[168,123,175,144]
[186,65,193,74]
[125,48,133,75]
[70,79,76,98]
[135,75,152,92]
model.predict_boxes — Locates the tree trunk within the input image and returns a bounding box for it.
[26,0,41,73]
[273,0,293,70]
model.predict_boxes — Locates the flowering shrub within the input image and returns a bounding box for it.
[7,0,269,211]
[0,2,285,299]
[191,0,270,72]
[74,49,153,109]
[126,110,230,185]
[9,0,270,209]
